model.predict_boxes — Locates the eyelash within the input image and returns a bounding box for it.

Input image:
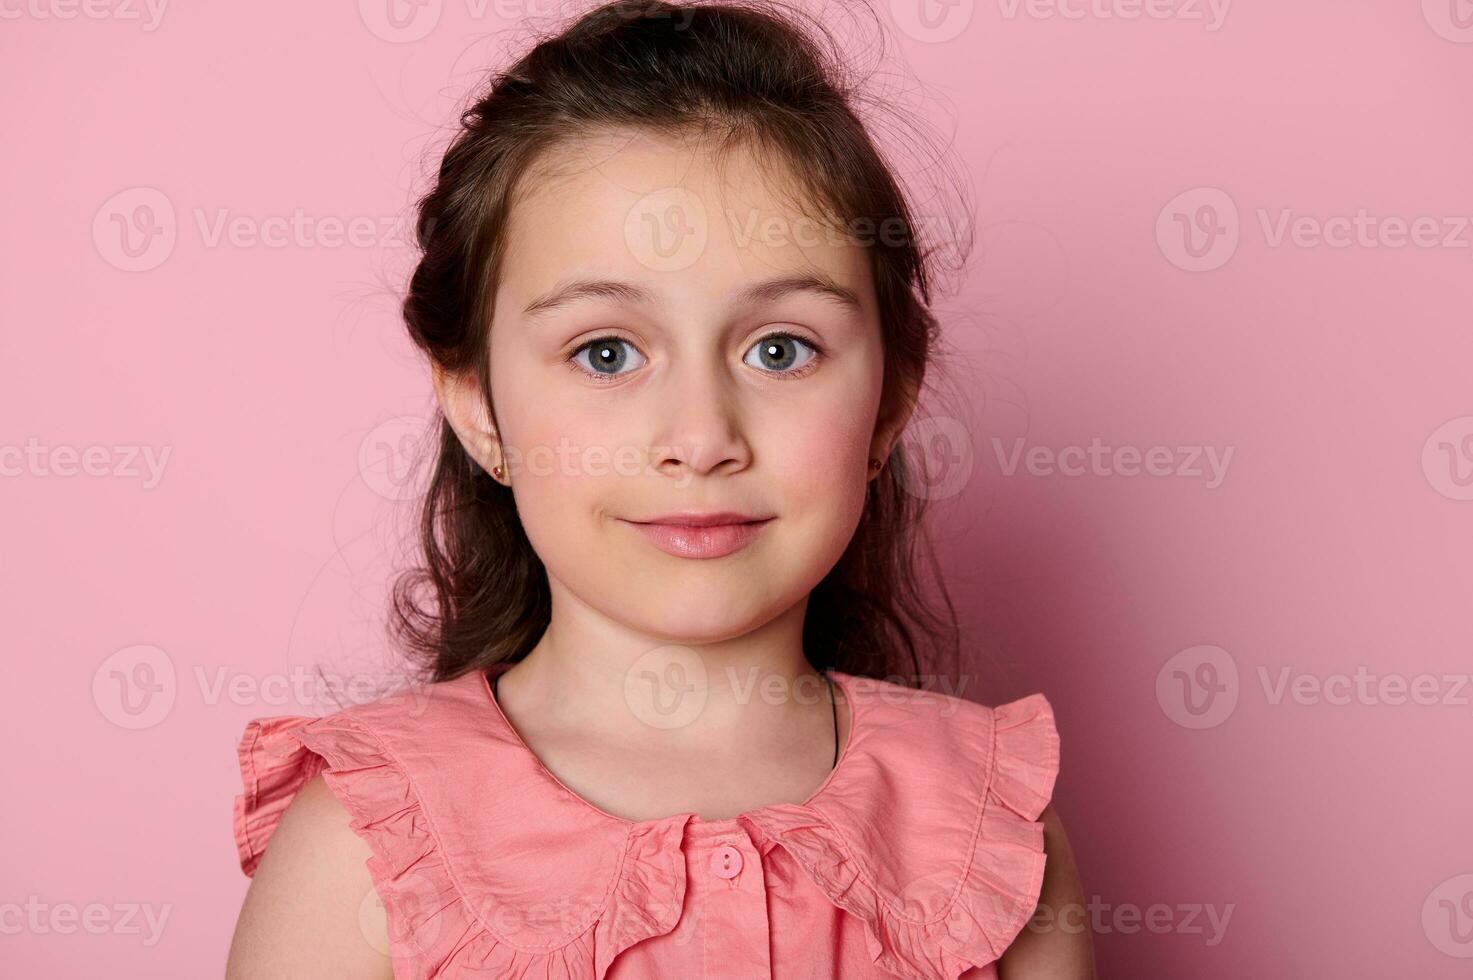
[565,331,827,384]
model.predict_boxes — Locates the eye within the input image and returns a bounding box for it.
[569,336,648,380]
[744,333,823,375]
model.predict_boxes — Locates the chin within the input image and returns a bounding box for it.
[627,578,791,642]
[643,601,775,645]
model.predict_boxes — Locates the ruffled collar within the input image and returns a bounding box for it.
[234,663,1058,980]
[464,663,1059,979]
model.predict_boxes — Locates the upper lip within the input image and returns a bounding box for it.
[626,511,774,527]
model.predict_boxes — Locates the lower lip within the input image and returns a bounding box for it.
[620,519,774,559]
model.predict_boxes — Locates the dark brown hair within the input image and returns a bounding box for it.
[389,0,971,689]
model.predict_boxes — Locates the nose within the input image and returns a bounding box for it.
[649,354,753,480]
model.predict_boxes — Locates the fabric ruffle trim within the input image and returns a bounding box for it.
[745,692,1060,980]
[231,713,687,979]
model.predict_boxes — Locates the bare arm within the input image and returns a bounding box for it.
[996,803,1096,980]
[225,774,395,980]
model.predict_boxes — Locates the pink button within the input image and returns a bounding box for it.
[709,844,743,879]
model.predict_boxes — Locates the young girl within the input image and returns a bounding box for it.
[226,1,1091,977]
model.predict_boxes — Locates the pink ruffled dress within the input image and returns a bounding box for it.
[231,664,1060,979]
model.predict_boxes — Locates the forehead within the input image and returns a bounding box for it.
[498,127,872,306]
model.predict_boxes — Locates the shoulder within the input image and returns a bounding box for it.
[837,670,1057,733]
[325,668,489,742]
[995,802,1097,979]
[228,667,715,976]
[865,679,1087,977]
[226,774,393,980]
[231,670,489,875]
[757,675,1068,977]
[836,672,1060,802]
[226,672,486,976]
[249,669,491,781]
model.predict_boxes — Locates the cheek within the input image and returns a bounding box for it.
[768,400,875,528]
[487,359,600,548]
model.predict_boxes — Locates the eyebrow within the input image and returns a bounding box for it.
[520,273,864,320]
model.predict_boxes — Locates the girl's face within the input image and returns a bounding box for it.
[443,128,909,643]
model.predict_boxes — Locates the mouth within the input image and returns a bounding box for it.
[617,514,776,559]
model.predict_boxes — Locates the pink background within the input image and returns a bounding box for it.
[4,1,1472,976]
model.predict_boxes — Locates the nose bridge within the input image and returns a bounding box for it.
[653,338,750,475]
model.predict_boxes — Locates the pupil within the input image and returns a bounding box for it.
[763,339,795,370]
[593,342,625,373]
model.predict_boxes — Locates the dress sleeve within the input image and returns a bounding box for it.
[741,691,1061,980]
[230,711,693,978]
[233,710,438,877]
[232,715,328,876]
[970,693,1061,955]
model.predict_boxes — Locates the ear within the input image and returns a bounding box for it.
[868,368,922,473]
[431,363,506,483]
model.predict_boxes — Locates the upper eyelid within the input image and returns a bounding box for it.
[752,328,824,352]
[567,331,821,380]
[570,328,823,356]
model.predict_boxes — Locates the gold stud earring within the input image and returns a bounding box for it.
[869,457,883,471]
[492,463,504,480]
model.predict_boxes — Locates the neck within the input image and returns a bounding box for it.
[496,584,830,753]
